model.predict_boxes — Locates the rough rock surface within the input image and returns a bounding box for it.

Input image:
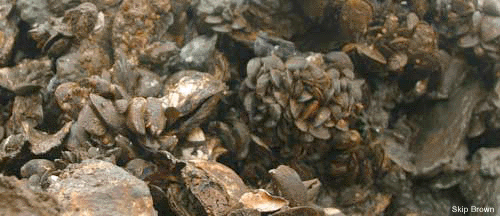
[0,174,61,216]
[48,159,156,216]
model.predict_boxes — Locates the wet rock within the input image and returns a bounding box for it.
[179,34,218,71]
[47,159,155,216]
[16,0,52,25]
[0,174,61,215]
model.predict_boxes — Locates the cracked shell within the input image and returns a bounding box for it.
[22,121,72,155]
[166,159,249,216]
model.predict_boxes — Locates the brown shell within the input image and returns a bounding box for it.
[89,93,125,131]
[127,97,147,135]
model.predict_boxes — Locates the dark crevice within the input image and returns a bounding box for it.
[9,20,42,65]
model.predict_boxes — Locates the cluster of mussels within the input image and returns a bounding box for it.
[238,52,378,186]
[3,0,500,215]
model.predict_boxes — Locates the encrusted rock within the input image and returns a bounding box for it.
[47,159,156,216]
[0,174,61,215]
[112,0,173,65]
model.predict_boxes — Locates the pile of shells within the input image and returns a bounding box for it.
[434,0,500,61]
[193,0,248,34]
[237,51,383,189]
[5,0,500,215]
[193,0,306,43]
[241,52,364,150]
[344,11,439,73]
[55,70,226,163]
